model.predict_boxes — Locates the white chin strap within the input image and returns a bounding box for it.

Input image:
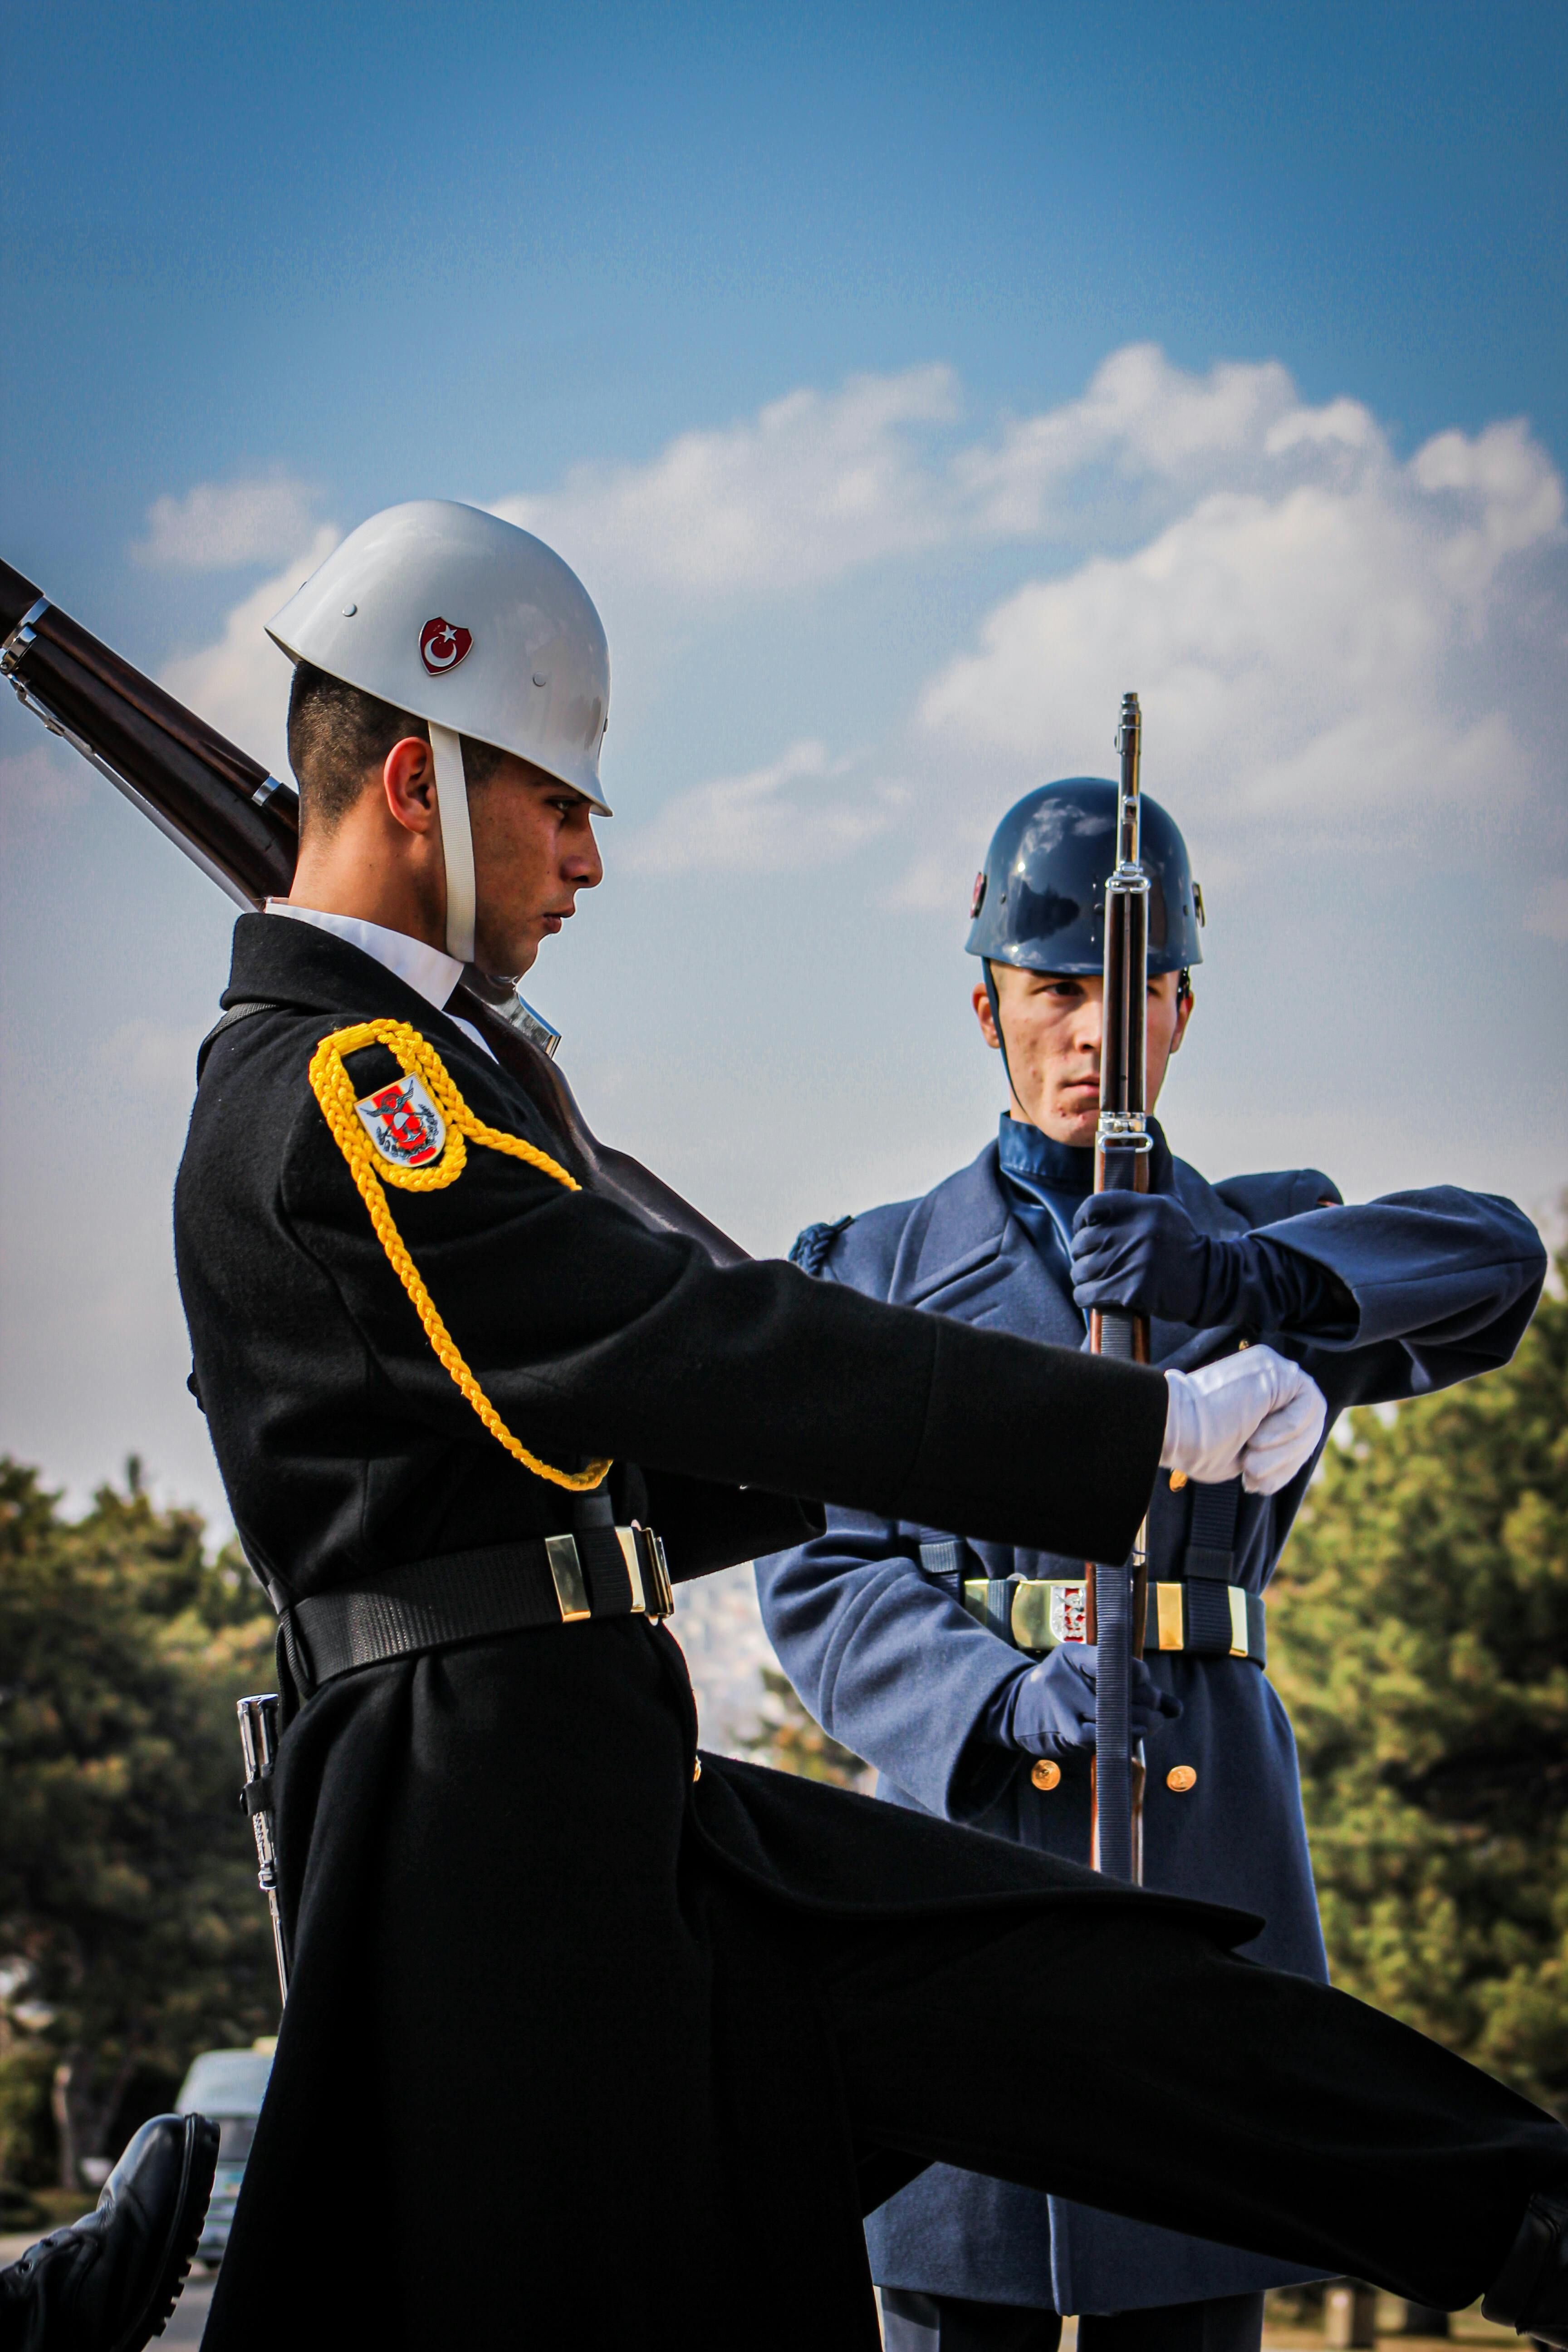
[428,722,476,967]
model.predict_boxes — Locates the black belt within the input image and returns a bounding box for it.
[280,1522,673,1696]
[918,1541,1267,1667]
[954,1572,1267,1666]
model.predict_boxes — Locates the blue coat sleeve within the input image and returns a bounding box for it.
[1254,1185,1545,1407]
[759,1206,1029,1821]
[755,1510,1025,1822]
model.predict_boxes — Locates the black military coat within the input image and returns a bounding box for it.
[176,916,1184,2351]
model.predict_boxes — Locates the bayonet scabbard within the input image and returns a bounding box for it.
[237,1694,289,2007]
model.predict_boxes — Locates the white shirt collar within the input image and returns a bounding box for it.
[262,901,498,1062]
[263,901,466,1014]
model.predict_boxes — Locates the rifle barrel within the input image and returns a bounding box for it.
[1088,691,1153,1883]
[2,558,298,905]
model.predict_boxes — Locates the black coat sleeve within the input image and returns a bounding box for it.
[280,1065,1168,1571]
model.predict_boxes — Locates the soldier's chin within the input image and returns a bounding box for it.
[483,933,540,980]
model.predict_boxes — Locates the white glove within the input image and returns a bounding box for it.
[1161,1346,1328,1496]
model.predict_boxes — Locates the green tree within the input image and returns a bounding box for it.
[0,1460,278,2194]
[743,1667,871,1788]
[1269,1249,1568,2116]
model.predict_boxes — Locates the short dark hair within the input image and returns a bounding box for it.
[286,662,505,831]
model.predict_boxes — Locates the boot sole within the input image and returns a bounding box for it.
[112,2114,221,2352]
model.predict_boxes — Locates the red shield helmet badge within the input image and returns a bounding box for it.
[419,617,473,676]
[355,1073,447,1169]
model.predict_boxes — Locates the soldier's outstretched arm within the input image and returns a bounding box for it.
[1237,1184,1546,1400]
[1071,1182,1545,1405]
[270,1029,1166,1564]
[258,1021,1312,1567]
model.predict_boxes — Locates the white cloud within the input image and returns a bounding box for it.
[160,528,338,778]
[495,365,961,595]
[954,346,1326,536]
[151,346,1568,913]
[1525,878,1568,944]
[136,474,325,569]
[1411,419,1565,598]
[620,740,902,876]
[485,345,1430,604]
[918,397,1566,857]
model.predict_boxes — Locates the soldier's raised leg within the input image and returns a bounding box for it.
[816,1901,1568,2335]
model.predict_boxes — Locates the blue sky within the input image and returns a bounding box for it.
[9,0,1566,603]
[3,0,1565,1524]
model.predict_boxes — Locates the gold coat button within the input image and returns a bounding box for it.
[1167,1765,1197,1793]
[692,1757,702,1783]
[1031,1759,1062,1791]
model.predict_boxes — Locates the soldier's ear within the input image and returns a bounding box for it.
[383,737,440,837]
[973,980,1001,1050]
[1170,983,1195,1054]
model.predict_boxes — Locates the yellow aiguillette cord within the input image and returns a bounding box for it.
[307,1018,611,1493]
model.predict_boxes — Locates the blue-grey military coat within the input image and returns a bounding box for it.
[755,1135,1544,2316]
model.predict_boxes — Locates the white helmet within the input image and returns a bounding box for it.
[267,499,611,965]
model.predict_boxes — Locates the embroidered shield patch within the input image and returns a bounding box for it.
[355,1072,446,1168]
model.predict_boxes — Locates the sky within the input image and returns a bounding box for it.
[2,0,1566,1542]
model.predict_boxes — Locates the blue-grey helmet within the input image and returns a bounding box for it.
[965,777,1204,978]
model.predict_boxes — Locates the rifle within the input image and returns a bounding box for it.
[1086,692,1152,1882]
[0,555,748,1271]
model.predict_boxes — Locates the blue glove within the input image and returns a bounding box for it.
[997,1643,1182,1760]
[1071,1191,1354,1334]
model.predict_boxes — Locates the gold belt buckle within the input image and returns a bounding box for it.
[615,1523,673,1620]
[1006,1578,1090,1653]
[545,1533,592,1623]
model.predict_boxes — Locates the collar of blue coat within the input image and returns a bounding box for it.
[995,1115,1179,1300]
[995,1117,1088,1295]
[995,1114,1176,1200]
[996,1115,1093,1196]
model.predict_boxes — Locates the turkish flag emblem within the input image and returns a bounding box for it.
[419,617,473,676]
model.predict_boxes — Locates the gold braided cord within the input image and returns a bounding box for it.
[307,1019,611,1493]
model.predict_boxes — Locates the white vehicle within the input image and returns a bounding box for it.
[175,2043,274,2260]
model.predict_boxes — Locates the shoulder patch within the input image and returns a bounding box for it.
[310,1016,608,1494]
[355,1071,446,1169]
[789,1215,853,1277]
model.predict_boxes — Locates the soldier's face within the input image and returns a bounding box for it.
[470,757,604,977]
[972,967,1192,1146]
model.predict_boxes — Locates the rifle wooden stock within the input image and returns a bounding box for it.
[1,555,748,1269]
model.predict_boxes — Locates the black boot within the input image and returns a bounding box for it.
[0,2115,220,2352]
[1482,2188,1568,2348]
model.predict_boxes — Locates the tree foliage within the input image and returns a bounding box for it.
[1269,1251,1568,2117]
[0,1460,278,2193]
[743,1667,871,1788]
